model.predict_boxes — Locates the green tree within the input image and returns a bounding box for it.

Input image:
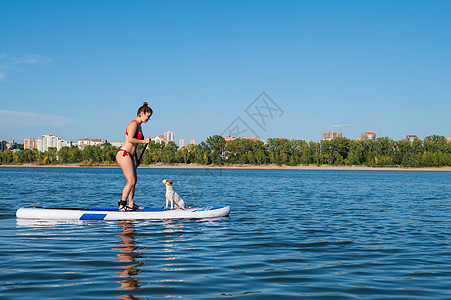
[58,147,70,163]
[68,147,82,163]
[424,135,445,142]
[266,138,293,165]
[206,135,226,165]
[195,142,211,164]
[162,141,177,164]
[102,145,118,163]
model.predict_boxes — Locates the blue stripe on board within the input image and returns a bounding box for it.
[80,213,107,220]
[193,206,227,212]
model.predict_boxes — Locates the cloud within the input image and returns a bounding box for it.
[0,110,74,126]
[0,54,51,80]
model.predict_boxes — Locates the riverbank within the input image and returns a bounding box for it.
[1,163,450,171]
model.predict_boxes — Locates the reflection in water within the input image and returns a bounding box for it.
[112,221,146,300]
[159,220,185,276]
[111,220,221,297]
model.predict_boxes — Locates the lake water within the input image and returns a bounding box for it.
[0,167,450,299]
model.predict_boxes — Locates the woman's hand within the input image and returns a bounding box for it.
[144,137,151,144]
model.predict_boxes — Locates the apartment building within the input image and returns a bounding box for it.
[77,138,106,150]
[0,140,6,152]
[164,131,174,142]
[37,134,63,152]
[322,132,342,140]
[24,138,38,150]
[361,132,376,140]
[179,139,186,148]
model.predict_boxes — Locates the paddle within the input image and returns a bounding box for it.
[135,143,148,168]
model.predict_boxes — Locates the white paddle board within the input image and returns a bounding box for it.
[16,205,231,220]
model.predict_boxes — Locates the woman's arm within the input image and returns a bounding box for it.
[126,122,151,144]
[128,137,150,144]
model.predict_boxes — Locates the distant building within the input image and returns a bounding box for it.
[110,142,123,148]
[90,139,106,146]
[0,140,6,152]
[37,134,63,152]
[62,140,73,148]
[77,138,90,150]
[223,136,237,143]
[164,131,174,142]
[77,138,107,150]
[24,138,38,150]
[446,137,451,144]
[7,139,15,149]
[179,139,185,148]
[322,132,342,140]
[361,132,376,140]
[406,135,418,142]
[248,138,262,142]
[190,139,196,145]
[153,135,166,144]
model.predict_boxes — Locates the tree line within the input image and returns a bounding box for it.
[1,135,450,167]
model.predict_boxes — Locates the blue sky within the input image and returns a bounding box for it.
[1,0,450,144]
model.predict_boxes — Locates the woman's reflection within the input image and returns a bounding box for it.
[112,221,146,299]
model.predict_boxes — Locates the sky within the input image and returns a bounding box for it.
[1,0,450,144]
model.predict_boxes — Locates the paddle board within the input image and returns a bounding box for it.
[16,205,231,220]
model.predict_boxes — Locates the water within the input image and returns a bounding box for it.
[0,167,450,299]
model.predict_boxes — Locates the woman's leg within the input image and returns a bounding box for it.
[116,151,137,208]
[128,170,143,209]
[128,171,137,208]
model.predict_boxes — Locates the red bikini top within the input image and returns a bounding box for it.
[126,131,144,140]
[126,121,144,140]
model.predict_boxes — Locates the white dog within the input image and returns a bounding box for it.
[162,179,186,209]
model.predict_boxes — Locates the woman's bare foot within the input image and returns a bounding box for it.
[131,203,144,210]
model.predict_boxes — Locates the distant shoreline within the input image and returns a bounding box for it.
[1,163,450,171]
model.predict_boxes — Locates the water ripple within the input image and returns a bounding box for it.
[0,168,450,299]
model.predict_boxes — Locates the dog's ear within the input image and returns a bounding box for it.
[167,180,173,185]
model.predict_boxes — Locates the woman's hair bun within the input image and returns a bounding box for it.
[137,101,153,116]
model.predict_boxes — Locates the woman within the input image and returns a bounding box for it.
[116,102,152,211]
